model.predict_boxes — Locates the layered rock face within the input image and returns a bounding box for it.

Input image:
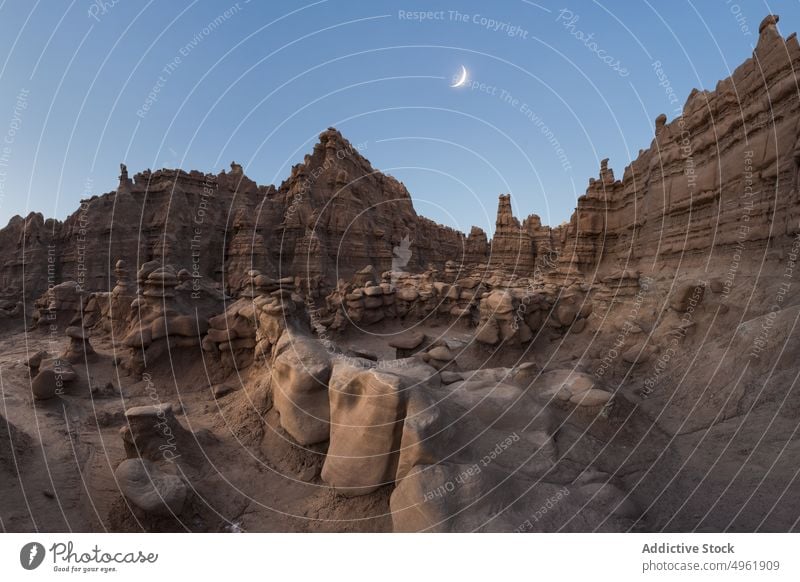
[0,164,266,303]
[0,130,465,303]
[272,129,466,279]
[559,16,800,277]
[474,195,563,276]
[3,16,800,304]
[464,226,489,265]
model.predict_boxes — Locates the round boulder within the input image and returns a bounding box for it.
[31,369,59,400]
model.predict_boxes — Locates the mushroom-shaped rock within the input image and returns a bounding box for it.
[26,350,47,372]
[31,369,59,400]
[121,403,185,462]
[115,458,187,516]
[63,326,95,363]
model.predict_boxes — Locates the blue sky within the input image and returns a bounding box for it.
[0,0,795,234]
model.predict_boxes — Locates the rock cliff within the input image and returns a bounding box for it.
[0,129,466,303]
[3,15,800,314]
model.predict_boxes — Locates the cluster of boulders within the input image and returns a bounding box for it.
[202,269,302,380]
[315,262,602,348]
[62,325,95,363]
[198,277,631,530]
[120,262,208,376]
[31,281,84,327]
[342,280,396,325]
[203,300,257,374]
[326,268,458,328]
[320,263,487,331]
[474,280,593,346]
[83,259,136,333]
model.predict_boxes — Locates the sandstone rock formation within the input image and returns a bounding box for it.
[489,194,535,272]
[114,458,187,517]
[3,14,800,534]
[2,130,466,306]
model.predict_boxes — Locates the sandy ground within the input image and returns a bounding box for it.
[2,311,800,532]
[0,326,392,532]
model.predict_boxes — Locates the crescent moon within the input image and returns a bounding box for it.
[451,66,468,88]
